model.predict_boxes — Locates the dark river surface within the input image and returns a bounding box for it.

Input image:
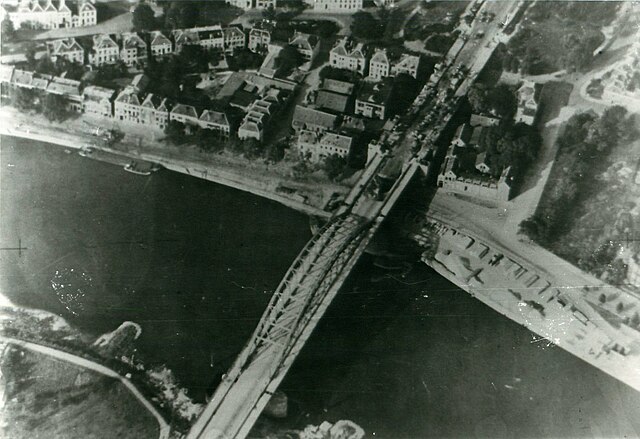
[2,137,640,438]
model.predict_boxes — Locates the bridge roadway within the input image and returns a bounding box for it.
[187,1,524,437]
[187,155,420,439]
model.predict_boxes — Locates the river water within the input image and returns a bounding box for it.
[2,137,639,438]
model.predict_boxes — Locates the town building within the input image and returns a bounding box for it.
[391,53,420,79]
[289,32,320,64]
[297,129,352,163]
[0,0,96,30]
[173,25,224,52]
[46,75,82,112]
[514,80,539,125]
[222,26,246,53]
[46,37,84,63]
[150,31,172,58]
[170,103,201,132]
[140,93,173,130]
[355,81,392,120]
[307,0,363,12]
[120,32,148,66]
[200,109,231,137]
[292,105,338,134]
[238,98,277,141]
[88,34,119,66]
[367,49,389,81]
[437,142,512,202]
[368,49,420,81]
[226,0,276,10]
[451,123,473,147]
[470,113,500,127]
[315,78,355,114]
[82,85,115,118]
[114,74,149,123]
[330,38,367,75]
[248,23,272,53]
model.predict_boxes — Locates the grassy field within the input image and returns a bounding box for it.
[1,344,159,439]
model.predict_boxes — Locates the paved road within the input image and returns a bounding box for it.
[1,335,170,439]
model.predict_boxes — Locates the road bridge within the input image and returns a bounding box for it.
[187,158,419,439]
[187,1,521,436]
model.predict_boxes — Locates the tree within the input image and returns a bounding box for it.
[164,120,186,144]
[241,138,262,158]
[324,154,347,181]
[133,3,156,31]
[25,44,37,69]
[275,45,304,76]
[13,87,38,111]
[350,11,384,40]
[1,18,15,43]
[42,93,70,122]
[195,128,224,152]
[262,4,276,21]
[264,139,287,162]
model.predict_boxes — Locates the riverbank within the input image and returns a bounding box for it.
[0,107,336,219]
[411,218,640,394]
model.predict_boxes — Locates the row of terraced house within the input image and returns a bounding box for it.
[0,0,96,30]
[329,37,420,81]
[0,65,232,137]
[45,24,262,69]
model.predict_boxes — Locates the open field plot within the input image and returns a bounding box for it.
[1,344,158,439]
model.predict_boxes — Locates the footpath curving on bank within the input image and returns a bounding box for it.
[0,335,171,439]
[0,123,332,219]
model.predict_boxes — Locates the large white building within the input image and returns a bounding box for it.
[226,0,276,10]
[0,0,96,30]
[306,0,362,12]
[330,38,367,75]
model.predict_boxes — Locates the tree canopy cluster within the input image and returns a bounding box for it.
[468,83,518,120]
[481,122,541,180]
[520,106,638,247]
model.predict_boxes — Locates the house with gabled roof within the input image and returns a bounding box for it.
[114,87,144,123]
[475,151,490,174]
[292,105,338,134]
[238,97,277,141]
[330,38,367,76]
[297,129,352,163]
[311,0,362,12]
[170,103,200,127]
[120,32,148,66]
[223,26,246,53]
[368,49,389,81]
[11,69,34,89]
[248,23,272,53]
[200,109,231,137]
[289,32,319,63]
[515,80,539,125]
[355,81,392,120]
[1,0,95,30]
[89,34,119,66]
[82,85,115,118]
[368,49,420,81]
[46,37,84,63]
[173,25,224,52]
[391,53,420,79]
[46,75,82,111]
[150,31,172,58]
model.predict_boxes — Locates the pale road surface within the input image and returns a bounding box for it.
[0,336,170,439]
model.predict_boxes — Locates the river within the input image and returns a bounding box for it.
[2,136,639,438]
